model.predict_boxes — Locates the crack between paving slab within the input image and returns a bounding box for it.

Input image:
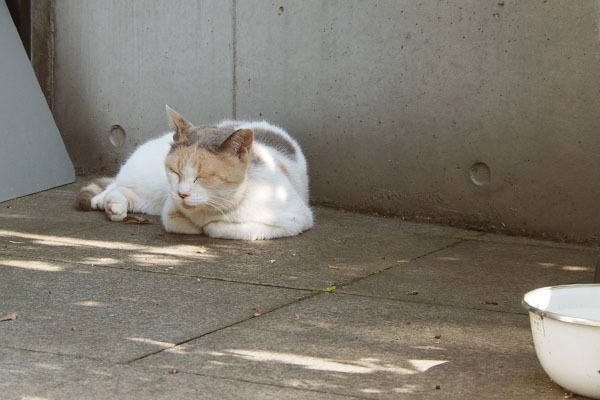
[321,239,466,294]
[0,344,107,363]
[1,252,316,293]
[328,291,530,317]
[455,234,599,252]
[412,238,472,260]
[87,264,315,292]
[121,289,323,365]
[34,222,599,254]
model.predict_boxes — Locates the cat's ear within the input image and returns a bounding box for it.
[219,129,253,161]
[166,105,192,142]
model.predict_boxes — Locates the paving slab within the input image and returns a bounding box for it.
[1,180,597,399]
[0,200,106,236]
[0,181,111,236]
[0,347,350,400]
[0,203,463,291]
[137,293,569,399]
[338,240,597,314]
[0,258,306,363]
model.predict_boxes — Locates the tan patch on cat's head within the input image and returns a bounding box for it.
[165,143,249,188]
[166,127,253,181]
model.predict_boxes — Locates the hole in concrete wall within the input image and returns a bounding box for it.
[469,162,490,186]
[109,125,125,148]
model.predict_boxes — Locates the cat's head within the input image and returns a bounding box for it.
[164,105,253,212]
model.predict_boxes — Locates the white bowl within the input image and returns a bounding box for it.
[523,284,600,399]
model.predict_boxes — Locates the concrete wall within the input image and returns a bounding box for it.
[36,0,600,242]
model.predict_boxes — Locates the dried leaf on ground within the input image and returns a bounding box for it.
[196,246,207,254]
[407,290,419,295]
[327,264,339,270]
[0,312,17,322]
[122,216,151,224]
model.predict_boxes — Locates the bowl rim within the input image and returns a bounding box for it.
[522,284,600,327]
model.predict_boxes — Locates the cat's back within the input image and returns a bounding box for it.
[116,132,173,184]
[219,120,303,160]
[132,132,173,159]
[218,120,309,202]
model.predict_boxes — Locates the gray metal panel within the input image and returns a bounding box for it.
[0,1,75,203]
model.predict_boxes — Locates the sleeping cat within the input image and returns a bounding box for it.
[76,106,313,240]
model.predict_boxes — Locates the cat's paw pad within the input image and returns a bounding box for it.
[106,201,127,221]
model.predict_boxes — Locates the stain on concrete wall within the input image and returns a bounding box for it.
[37,0,600,242]
[51,0,234,172]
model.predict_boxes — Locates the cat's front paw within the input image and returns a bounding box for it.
[164,224,202,235]
[161,209,202,234]
[105,200,127,221]
[90,193,105,210]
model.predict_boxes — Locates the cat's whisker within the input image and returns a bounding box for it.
[209,194,236,204]
[206,201,231,220]
[209,196,237,210]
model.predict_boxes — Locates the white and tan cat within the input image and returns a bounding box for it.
[76,106,313,240]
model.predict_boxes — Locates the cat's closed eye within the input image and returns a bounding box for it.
[195,172,217,182]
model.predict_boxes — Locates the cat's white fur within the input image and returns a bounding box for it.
[90,116,313,240]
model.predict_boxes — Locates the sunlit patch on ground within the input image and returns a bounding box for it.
[0,259,64,272]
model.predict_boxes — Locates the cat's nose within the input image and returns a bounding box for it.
[178,192,189,199]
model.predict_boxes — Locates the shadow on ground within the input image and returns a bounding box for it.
[0,180,596,399]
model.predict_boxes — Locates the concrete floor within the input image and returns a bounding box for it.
[0,180,597,399]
